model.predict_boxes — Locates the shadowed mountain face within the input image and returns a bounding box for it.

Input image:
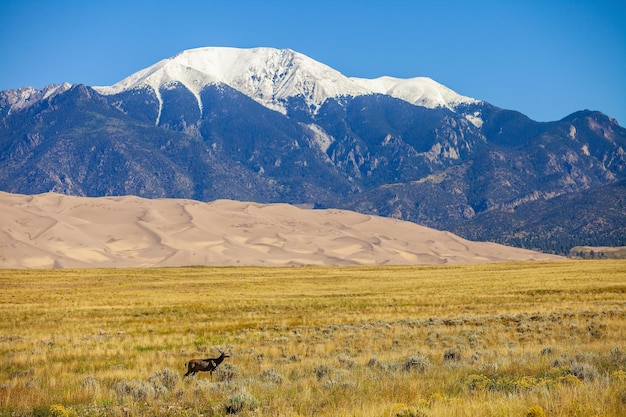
[1,48,625,255]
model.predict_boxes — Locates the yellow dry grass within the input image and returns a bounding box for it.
[0,261,625,416]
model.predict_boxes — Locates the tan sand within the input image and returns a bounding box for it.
[0,191,563,268]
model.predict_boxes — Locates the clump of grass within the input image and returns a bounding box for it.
[611,369,626,382]
[49,404,78,417]
[465,374,491,392]
[559,373,583,386]
[526,405,546,417]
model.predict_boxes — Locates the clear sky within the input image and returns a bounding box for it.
[1,0,625,125]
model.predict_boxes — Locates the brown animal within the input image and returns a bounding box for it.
[184,349,230,379]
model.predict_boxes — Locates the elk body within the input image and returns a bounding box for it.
[184,349,230,379]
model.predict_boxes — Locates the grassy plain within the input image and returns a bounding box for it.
[0,261,625,416]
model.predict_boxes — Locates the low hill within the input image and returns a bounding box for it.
[569,246,626,259]
[0,192,562,269]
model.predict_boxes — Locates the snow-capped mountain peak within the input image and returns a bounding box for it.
[94,47,478,118]
[95,47,369,115]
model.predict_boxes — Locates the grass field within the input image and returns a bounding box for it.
[0,261,625,416]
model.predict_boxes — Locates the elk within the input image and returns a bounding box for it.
[184,349,230,379]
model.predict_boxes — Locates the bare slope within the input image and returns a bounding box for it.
[0,192,562,268]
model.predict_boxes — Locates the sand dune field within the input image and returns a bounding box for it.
[0,192,563,268]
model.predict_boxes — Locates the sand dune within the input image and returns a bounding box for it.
[0,192,563,268]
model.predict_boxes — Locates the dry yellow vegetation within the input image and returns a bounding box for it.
[0,261,625,416]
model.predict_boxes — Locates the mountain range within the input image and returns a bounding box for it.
[1,47,625,255]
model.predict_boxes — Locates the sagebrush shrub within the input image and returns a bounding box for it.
[148,368,179,390]
[444,348,462,362]
[114,379,155,402]
[314,364,332,380]
[25,376,41,389]
[609,346,626,368]
[367,357,381,368]
[225,390,258,414]
[338,354,355,368]
[570,361,600,381]
[259,368,284,385]
[216,362,239,381]
[404,354,431,373]
[193,379,217,394]
[79,375,99,393]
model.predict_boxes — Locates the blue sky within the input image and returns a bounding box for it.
[1,0,625,124]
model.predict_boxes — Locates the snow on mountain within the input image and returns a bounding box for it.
[94,47,479,119]
[95,47,366,118]
[350,76,478,110]
[0,82,72,114]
